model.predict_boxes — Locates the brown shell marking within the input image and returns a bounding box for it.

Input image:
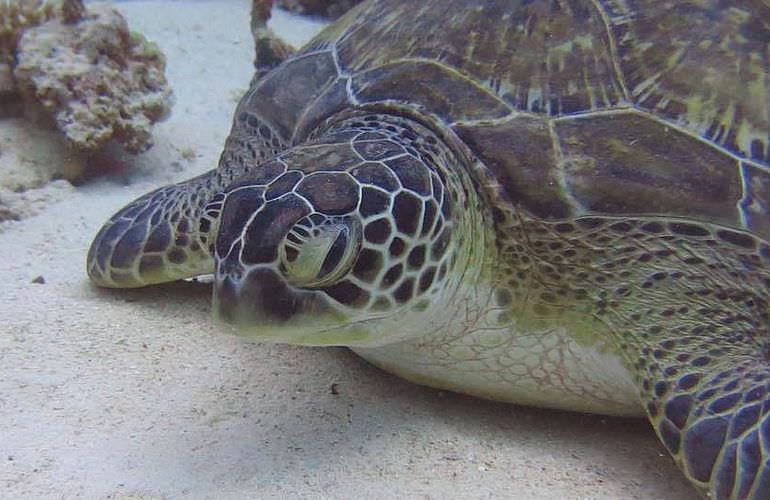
[310,0,769,162]
[239,0,769,238]
[602,0,770,163]
[327,0,627,115]
[303,0,770,239]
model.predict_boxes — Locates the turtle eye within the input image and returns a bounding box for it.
[279,215,361,288]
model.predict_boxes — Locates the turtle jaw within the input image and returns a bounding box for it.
[213,265,379,346]
[210,188,377,346]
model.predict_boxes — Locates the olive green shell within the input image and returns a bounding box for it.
[232,0,770,238]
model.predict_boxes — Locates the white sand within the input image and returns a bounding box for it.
[0,2,697,498]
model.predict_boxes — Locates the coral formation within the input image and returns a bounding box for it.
[276,0,362,19]
[251,0,295,79]
[0,0,57,118]
[1,0,173,153]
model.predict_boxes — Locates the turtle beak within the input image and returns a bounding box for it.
[212,263,351,344]
[214,265,322,326]
[211,189,348,343]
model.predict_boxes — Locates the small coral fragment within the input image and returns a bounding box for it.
[251,0,296,79]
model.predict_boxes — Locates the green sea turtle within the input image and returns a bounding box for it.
[87,1,770,497]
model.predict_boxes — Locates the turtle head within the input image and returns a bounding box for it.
[210,115,481,347]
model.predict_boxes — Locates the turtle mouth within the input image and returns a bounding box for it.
[211,192,370,344]
[213,265,380,346]
[215,267,309,325]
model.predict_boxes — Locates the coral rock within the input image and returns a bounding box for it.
[12,1,173,153]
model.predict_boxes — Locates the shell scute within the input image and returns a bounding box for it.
[331,0,626,117]
[294,78,352,142]
[452,117,572,219]
[239,0,769,237]
[350,61,512,123]
[556,112,744,226]
[604,0,770,164]
[245,51,339,139]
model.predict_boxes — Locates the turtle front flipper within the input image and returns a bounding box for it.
[612,228,770,499]
[642,343,770,499]
[87,171,219,288]
[508,213,770,499]
[597,223,770,499]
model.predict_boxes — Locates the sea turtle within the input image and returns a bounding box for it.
[86,1,770,498]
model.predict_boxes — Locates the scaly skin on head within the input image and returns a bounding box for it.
[210,112,487,346]
[88,111,486,345]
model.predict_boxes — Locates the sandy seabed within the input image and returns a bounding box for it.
[1,2,697,498]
